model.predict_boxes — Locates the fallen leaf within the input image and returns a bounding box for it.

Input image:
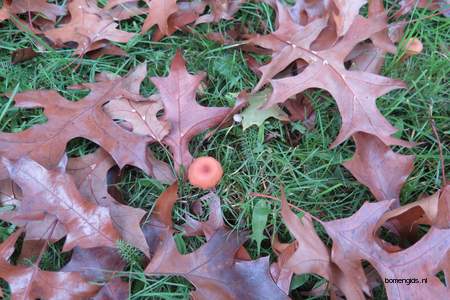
[332,0,367,36]
[151,51,230,170]
[279,190,366,298]
[251,5,412,148]
[44,0,134,55]
[61,246,125,282]
[196,0,244,24]
[145,228,290,300]
[343,132,415,204]
[241,88,289,130]
[141,0,179,35]
[67,149,151,256]
[251,199,271,255]
[92,277,129,300]
[0,228,100,299]
[2,156,121,251]
[142,183,179,255]
[11,47,38,64]
[0,0,66,23]
[182,192,251,260]
[0,64,173,183]
[323,200,450,299]
[104,94,170,141]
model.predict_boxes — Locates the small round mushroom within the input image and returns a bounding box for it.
[188,156,223,190]
[403,37,423,59]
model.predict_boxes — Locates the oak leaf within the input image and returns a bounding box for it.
[145,228,290,300]
[61,246,125,282]
[44,0,134,55]
[0,64,172,183]
[2,156,121,251]
[279,191,366,299]
[0,228,100,300]
[142,183,179,255]
[251,5,411,148]
[240,88,289,130]
[152,1,207,41]
[141,0,179,35]
[151,51,230,170]
[92,277,129,300]
[323,200,450,299]
[0,0,66,23]
[196,0,244,24]
[343,132,415,204]
[67,148,151,256]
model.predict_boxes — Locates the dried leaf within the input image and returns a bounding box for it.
[92,277,129,300]
[104,94,170,141]
[2,157,121,251]
[196,0,244,24]
[279,191,365,298]
[151,51,230,170]
[0,64,173,183]
[343,132,414,204]
[67,149,151,256]
[323,200,450,299]
[141,0,179,35]
[0,0,66,23]
[11,47,38,64]
[142,183,179,255]
[145,228,290,300]
[61,246,125,282]
[44,0,134,55]
[0,228,100,299]
[251,5,412,148]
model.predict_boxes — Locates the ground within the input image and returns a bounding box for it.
[0,1,448,299]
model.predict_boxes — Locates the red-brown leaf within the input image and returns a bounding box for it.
[323,200,450,299]
[0,65,172,183]
[67,149,151,256]
[2,157,121,251]
[44,0,134,55]
[151,51,231,170]
[0,229,100,299]
[343,132,415,204]
[145,228,290,300]
[251,5,411,148]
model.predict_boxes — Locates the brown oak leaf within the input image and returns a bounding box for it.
[145,228,290,300]
[2,156,121,251]
[323,200,450,299]
[92,277,129,300]
[376,185,450,239]
[196,0,244,24]
[44,0,134,55]
[332,0,367,36]
[0,228,100,299]
[105,0,147,21]
[278,190,366,299]
[151,51,230,170]
[152,1,207,41]
[251,6,411,148]
[0,0,66,23]
[343,132,415,204]
[67,149,151,257]
[141,0,179,35]
[0,64,172,183]
[142,183,179,255]
[61,246,125,282]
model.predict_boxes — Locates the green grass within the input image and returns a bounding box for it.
[0,1,449,299]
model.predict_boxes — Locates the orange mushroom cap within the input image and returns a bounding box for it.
[188,156,223,189]
[405,37,423,56]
